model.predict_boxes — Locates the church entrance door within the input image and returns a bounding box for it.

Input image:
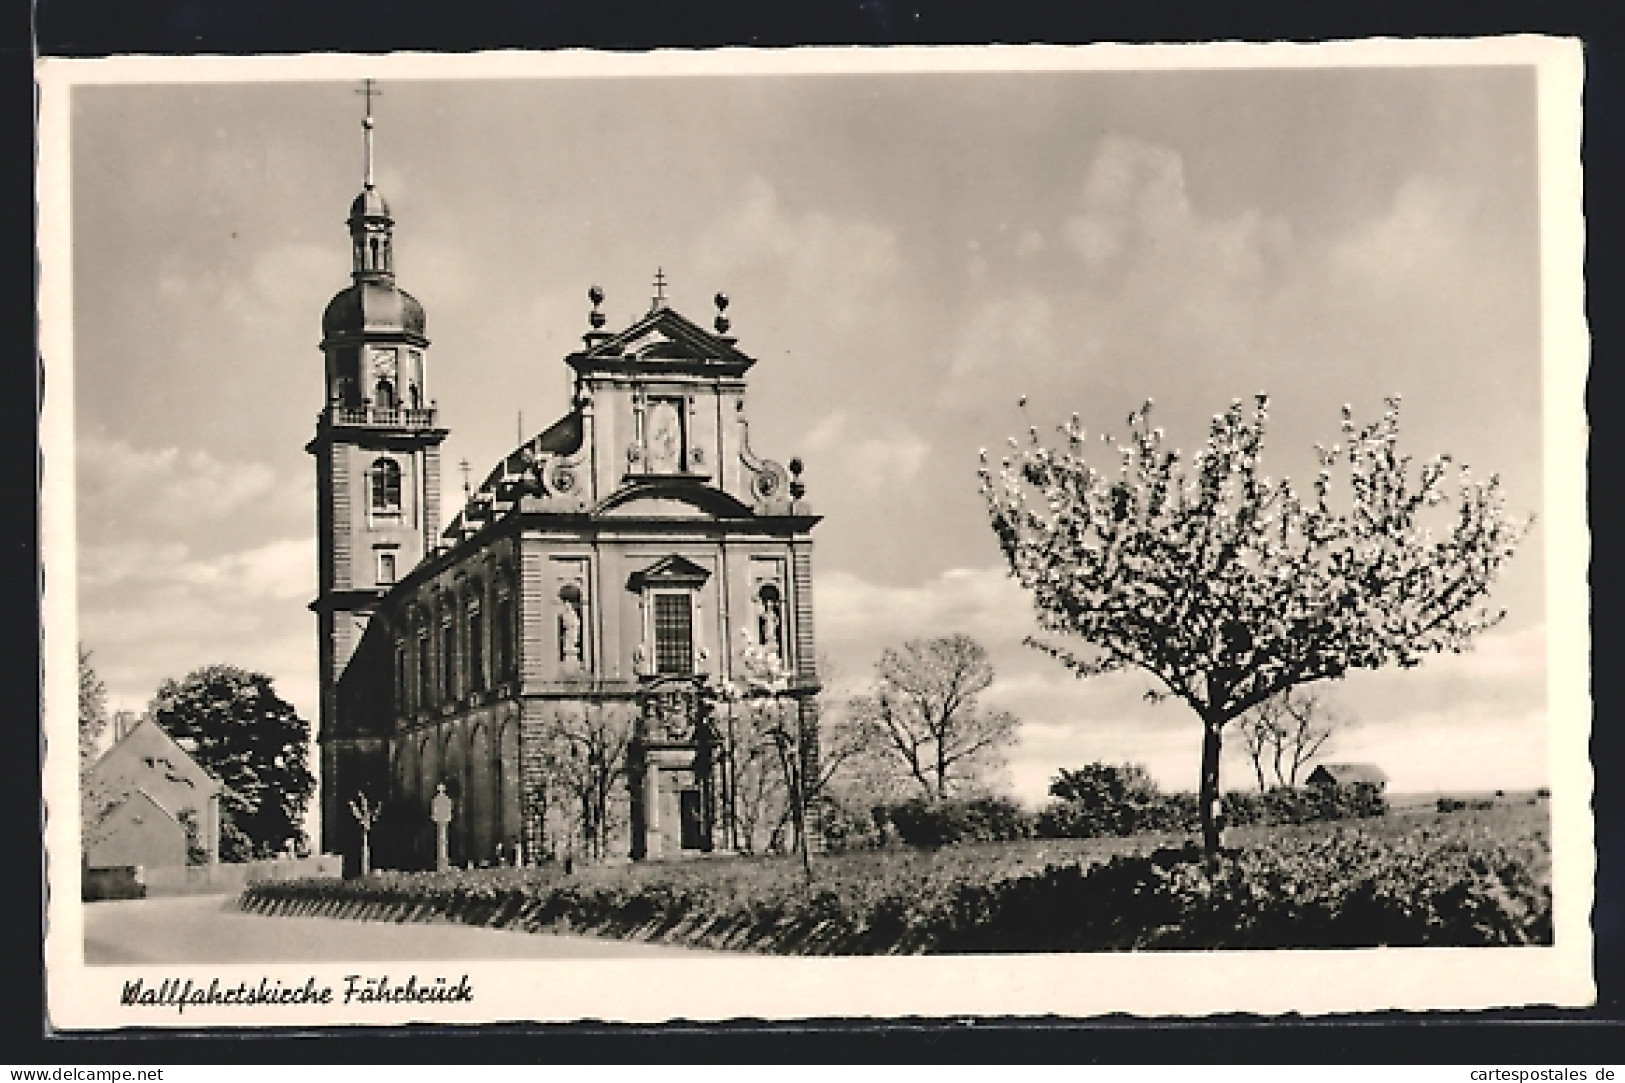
[678,789,703,850]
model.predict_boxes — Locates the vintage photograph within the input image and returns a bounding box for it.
[39,41,1590,1025]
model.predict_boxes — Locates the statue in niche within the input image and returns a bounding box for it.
[557,584,584,667]
[757,586,783,657]
[646,399,684,474]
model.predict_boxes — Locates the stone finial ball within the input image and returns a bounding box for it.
[588,285,605,306]
[714,292,730,311]
[788,457,804,476]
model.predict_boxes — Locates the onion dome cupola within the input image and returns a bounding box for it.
[319,87,430,412]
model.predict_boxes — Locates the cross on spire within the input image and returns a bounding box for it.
[652,267,668,310]
[355,78,382,188]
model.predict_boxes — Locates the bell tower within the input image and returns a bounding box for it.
[309,82,448,856]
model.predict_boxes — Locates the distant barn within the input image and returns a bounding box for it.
[1306,763,1389,790]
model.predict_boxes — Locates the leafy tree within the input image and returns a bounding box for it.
[148,665,315,861]
[982,395,1526,854]
[78,645,108,775]
[1237,687,1344,791]
[848,634,1019,799]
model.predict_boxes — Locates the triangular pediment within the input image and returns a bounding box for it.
[572,305,756,372]
[628,554,713,591]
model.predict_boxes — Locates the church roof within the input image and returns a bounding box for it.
[322,280,426,341]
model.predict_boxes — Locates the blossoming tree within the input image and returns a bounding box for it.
[980,394,1528,855]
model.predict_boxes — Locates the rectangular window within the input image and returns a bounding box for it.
[468,605,485,692]
[653,593,693,676]
[377,552,397,585]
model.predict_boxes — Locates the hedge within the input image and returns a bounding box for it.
[240,818,1548,953]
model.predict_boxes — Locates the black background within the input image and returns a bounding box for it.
[10,0,1625,1064]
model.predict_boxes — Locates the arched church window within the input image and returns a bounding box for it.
[416,627,431,709]
[393,642,407,712]
[494,583,514,682]
[370,458,402,513]
[467,592,485,693]
[369,236,381,269]
[374,378,397,411]
[442,618,458,703]
[757,584,784,658]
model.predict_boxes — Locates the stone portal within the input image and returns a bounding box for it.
[628,677,719,860]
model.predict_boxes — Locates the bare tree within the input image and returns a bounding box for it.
[348,791,383,876]
[1237,687,1344,790]
[849,634,1019,799]
[544,702,634,862]
[983,394,1527,853]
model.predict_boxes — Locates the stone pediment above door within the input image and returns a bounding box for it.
[627,554,712,592]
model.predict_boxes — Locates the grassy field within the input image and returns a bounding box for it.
[240,798,1551,953]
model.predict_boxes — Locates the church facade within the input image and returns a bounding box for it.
[312,111,820,873]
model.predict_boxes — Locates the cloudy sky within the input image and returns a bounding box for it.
[65,57,1553,801]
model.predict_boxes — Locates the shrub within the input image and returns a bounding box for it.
[1036,763,1185,838]
[83,866,145,902]
[849,796,1031,848]
[1035,764,1385,842]
[816,798,883,854]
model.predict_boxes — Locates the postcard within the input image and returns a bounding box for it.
[39,38,1592,1028]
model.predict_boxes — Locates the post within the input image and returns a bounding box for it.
[430,782,454,873]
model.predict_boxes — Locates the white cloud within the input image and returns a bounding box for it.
[1331,708,1549,794]
[947,292,1056,383]
[801,411,930,495]
[815,565,1036,650]
[1417,622,1546,680]
[76,431,309,538]
[694,175,899,337]
[77,536,318,721]
[1062,135,1290,290]
[1328,175,1480,297]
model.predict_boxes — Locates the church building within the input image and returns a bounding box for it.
[311,101,821,873]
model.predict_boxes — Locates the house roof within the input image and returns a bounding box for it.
[1308,763,1389,786]
[84,718,224,831]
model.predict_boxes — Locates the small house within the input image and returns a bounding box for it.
[82,717,223,870]
[1305,763,1389,791]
